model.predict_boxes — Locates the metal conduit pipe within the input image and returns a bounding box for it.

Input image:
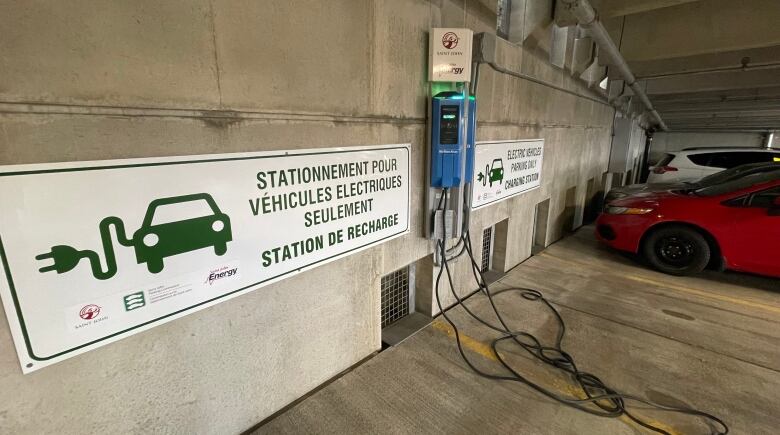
[484,61,610,106]
[561,0,669,131]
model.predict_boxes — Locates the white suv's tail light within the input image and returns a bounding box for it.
[652,166,678,174]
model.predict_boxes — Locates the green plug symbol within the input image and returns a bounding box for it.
[36,193,232,280]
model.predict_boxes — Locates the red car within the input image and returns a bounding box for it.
[596,171,780,277]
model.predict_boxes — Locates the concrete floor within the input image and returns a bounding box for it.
[252,228,780,435]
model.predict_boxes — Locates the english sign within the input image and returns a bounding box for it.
[471,139,544,209]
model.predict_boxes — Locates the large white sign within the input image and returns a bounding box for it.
[471,139,544,209]
[429,28,473,82]
[0,144,410,373]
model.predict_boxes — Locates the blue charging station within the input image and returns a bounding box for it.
[465,95,476,185]
[430,91,466,188]
[426,28,475,242]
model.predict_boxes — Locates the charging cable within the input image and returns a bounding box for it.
[432,193,728,434]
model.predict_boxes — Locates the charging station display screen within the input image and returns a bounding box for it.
[439,105,460,144]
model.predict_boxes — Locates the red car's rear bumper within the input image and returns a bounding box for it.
[595,213,655,253]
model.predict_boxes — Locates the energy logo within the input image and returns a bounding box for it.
[205,266,238,286]
[36,193,232,280]
[442,32,459,49]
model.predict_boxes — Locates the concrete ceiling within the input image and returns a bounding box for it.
[595,0,780,132]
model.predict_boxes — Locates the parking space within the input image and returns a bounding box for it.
[254,228,780,434]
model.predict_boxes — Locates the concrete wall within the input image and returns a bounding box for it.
[649,132,764,164]
[0,0,613,433]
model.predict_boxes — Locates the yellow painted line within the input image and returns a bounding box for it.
[431,319,498,361]
[537,250,594,266]
[623,416,681,435]
[625,274,780,315]
[430,319,682,435]
[538,251,780,315]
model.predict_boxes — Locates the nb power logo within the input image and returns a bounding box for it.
[124,292,146,311]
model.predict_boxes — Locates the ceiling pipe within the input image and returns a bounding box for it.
[560,0,669,131]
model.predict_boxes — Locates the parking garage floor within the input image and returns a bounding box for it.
[252,228,780,435]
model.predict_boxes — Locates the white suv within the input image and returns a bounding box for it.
[648,148,780,183]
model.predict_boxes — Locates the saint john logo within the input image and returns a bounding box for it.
[442,32,459,49]
[36,193,232,280]
[123,292,146,311]
[79,304,101,320]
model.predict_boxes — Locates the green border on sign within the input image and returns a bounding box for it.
[0,146,410,361]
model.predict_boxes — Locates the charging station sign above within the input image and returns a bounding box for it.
[471,139,544,209]
[0,144,410,373]
[429,28,473,82]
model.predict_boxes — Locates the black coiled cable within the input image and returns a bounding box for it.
[433,188,728,434]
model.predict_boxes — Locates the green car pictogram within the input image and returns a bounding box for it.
[36,193,232,280]
[134,194,231,273]
[477,158,504,187]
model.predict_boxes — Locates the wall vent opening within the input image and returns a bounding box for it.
[481,226,494,273]
[533,198,551,255]
[381,265,414,328]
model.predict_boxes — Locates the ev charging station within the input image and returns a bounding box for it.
[426,28,475,261]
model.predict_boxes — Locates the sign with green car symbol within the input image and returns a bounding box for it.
[471,139,544,209]
[0,144,410,373]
